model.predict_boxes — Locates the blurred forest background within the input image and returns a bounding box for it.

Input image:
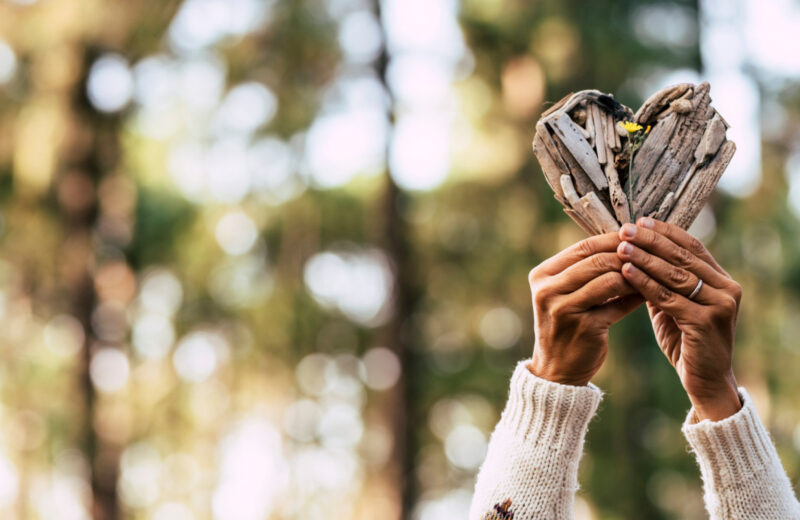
[0,0,800,519]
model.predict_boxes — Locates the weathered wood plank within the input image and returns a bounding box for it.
[634,83,693,124]
[605,112,617,153]
[631,84,714,219]
[536,122,570,175]
[592,105,607,165]
[560,174,582,206]
[564,208,597,235]
[694,113,727,165]
[580,191,620,232]
[650,191,674,221]
[604,161,630,223]
[666,140,736,229]
[552,133,595,196]
[548,113,609,190]
[585,102,596,147]
[560,175,600,234]
[532,131,567,200]
[672,161,699,202]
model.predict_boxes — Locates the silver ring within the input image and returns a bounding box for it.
[688,278,703,300]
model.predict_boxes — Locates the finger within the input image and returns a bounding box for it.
[636,218,729,276]
[620,262,701,322]
[617,241,723,305]
[563,271,637,311]
[618,223,729,289]
[596,294,644,324]
[535,233,621,275]
[550,252,623,294]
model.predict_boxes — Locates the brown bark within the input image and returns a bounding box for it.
[60,47,121,520]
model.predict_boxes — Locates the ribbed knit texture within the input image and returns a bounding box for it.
[469,360,603,520]
[683,388,800,519]
[470,361,800,520]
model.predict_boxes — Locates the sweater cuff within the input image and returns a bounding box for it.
[498,360,603,447]
[682,388,777,485]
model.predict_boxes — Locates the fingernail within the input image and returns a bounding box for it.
[621,223,637,239]
[623,262,637,274]
[619,241,633,255]
[638,217,654,229]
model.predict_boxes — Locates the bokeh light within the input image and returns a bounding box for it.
[87,55,134,113]
[303,249,393,326]
[89,348,130,394]
[0,40,17,84]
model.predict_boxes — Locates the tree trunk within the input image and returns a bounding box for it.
[60,47,122,520]
[374,1,422,517]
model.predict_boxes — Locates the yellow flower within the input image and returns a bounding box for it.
[619,121,643,134]
[645,125,651,134]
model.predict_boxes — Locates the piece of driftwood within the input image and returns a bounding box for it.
[548,113,608,190]
[564,208,597,235]
[533,82,735,234]
[552,132,596,197]
[604,161,630,223]
[580,191,620,233]
[667,140,736,229]
[532,132,566,200]
[594,106,608,165]
[560,176,599,234]
[560,175,618,234]
[632,83,714,218]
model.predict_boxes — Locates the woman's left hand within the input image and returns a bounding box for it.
[616,218,743,421]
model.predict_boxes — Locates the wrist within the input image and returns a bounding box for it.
[526,359,590,386]
[689,379,742,422]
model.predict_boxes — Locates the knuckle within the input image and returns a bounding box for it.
[643,230,659,247]
[532,286,549,307]
[655,284,674,305]
[687,236,705,255]
[709,297,737,320]
[590,253,609,271]
[576,238,595,258]
[638,250,654,269]
[548,299,570,318]
[603,273,624,291]
[528,267,540,284]
[668,268,690,286]
[730,282,743,304]
[720,296,738,314]
[532,282,556,307]
[675,247,693,269]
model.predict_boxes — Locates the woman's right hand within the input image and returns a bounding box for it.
[616,218,743,421]
[528,233,643,386]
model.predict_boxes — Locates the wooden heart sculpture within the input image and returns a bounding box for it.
[532,82,736,234]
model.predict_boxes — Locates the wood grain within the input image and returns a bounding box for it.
[548,113,608,190]
[667,140,736,228]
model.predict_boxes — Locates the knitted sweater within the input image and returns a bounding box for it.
[469,360,800,520]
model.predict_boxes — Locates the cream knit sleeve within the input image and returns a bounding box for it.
[469,360,602,520]
[682,388,800,520]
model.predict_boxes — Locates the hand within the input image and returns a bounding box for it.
[616,218,743,421]
[528,233,643,386]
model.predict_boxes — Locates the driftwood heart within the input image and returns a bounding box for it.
[532,82,736,234]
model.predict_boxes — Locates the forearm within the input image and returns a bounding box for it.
[683,388,800,520]
[469,360,601,520]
